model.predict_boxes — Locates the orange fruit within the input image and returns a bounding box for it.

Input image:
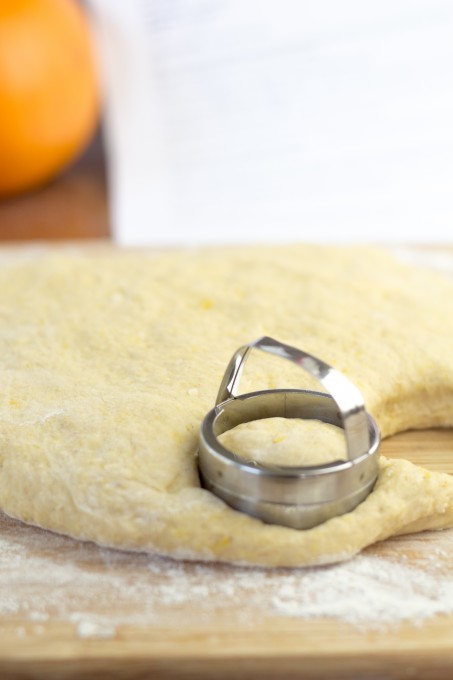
[0,0,99,197]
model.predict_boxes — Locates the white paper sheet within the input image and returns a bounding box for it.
[88,0,453,245]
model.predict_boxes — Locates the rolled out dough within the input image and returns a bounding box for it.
[0,245,453,567]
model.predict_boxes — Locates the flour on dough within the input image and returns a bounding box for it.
[0,245,453,567]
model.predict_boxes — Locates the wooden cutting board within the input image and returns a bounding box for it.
[0,428,452,680]
[0,244,452,679]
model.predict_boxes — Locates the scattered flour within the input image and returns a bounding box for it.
[0,514,452,636]
[271,554,453,626]
[74,619,116,640]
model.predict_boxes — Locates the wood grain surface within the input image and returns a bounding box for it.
[0,429,451,680]
[0,134,110,242]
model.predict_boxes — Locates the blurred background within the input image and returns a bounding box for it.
[0,0,452,245]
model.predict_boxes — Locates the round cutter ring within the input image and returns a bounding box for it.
[198,336,380,530]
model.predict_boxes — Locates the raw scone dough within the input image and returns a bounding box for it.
[219,419,348,466]
[0,244,453,568]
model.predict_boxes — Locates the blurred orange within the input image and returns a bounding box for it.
[0,0,99,197]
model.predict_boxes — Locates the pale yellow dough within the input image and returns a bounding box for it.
[1,245,453,568]
[220,419,348,466]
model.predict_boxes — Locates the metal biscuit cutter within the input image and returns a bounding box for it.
[198,336,380,529]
